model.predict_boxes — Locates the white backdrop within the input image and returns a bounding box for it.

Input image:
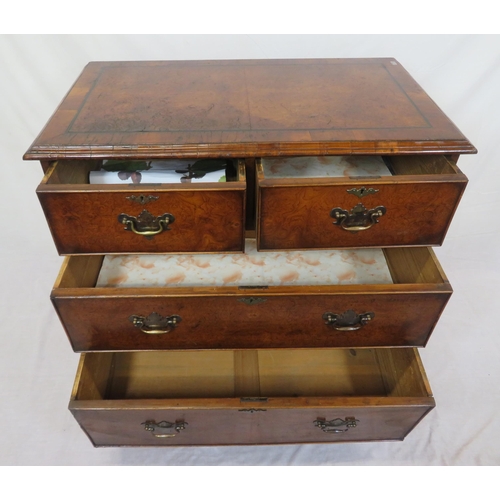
[1,34,499,465]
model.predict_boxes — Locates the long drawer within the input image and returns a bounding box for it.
[36,159,246,255]
[256,155,467,250]
[69,348,434,447]
[51,246,451,351]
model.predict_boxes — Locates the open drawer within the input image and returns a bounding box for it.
[256,155,467,250]
[69,348,435,446]
[36,159,246,254]
[51,244,452,351]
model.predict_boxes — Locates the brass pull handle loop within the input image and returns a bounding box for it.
[314,417,358,433]
[129,312,182,335]
[330,203,386,232]
[323,310,374,331]
[118,209,175,239]
[142,420,187,438]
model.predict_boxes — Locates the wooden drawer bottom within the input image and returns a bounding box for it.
[70,348,434,446]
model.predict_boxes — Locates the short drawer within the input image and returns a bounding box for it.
[51,245,451,351]
[36,159,246,255]
[69,348,434,446]
[256,155,467,250]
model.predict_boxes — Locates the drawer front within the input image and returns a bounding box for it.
[257,180,465,250]
[38,188,245,254]
[70,404,433,447]
[53,292,450,351]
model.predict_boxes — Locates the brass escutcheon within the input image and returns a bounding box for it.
[126,194,159,205]
[238,297,267,305]
[346,187,379,198]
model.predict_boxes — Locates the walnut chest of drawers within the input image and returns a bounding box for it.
[24,58,475,447]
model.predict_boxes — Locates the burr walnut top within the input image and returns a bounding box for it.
[24,58,476,160]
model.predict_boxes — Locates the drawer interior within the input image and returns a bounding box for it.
[259,155,460,180]
[41,158,243,185]
[73,348,432,401]
[55,246,447,290]
[95,241,394,287]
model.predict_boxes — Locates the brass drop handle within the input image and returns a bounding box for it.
[323,310,374,331]
[330,203,386,232]
[314,417,358,433]
[118,209,175,239]
[129,312,182,335]
[142,420,187,438]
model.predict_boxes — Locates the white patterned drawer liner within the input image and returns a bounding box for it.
[261,156,391,178]
[96,240,393,288]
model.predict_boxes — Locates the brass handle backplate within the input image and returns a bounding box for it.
[118,209,175,239]
[330,203,386,232]
[323,310,374,331]
[142,420,187,438]
[129,312,182,335]
[314,417,358,433]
